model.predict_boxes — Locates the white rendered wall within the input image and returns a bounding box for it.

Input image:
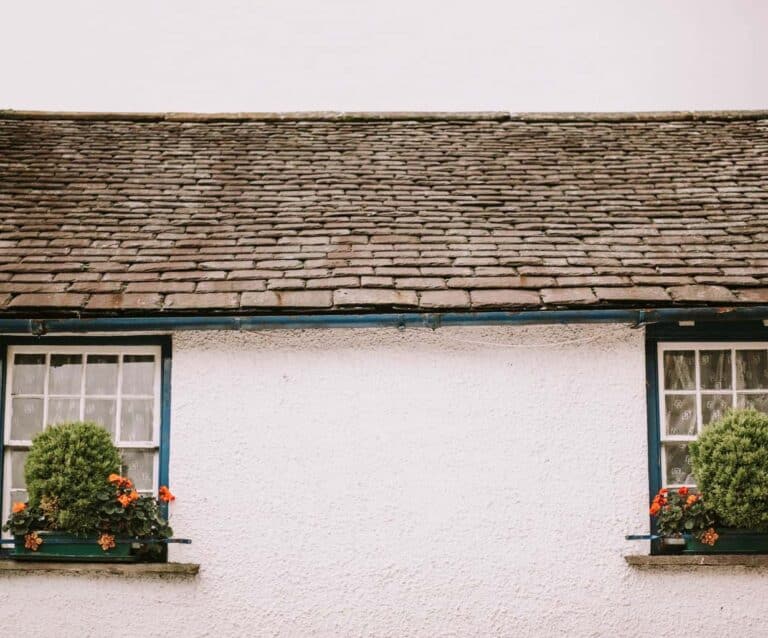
[2,324,768,636]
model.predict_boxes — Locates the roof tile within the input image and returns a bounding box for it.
[241,290,332,308]
[419,290,471,308]
[333,288,418,307]
[86,293,163,310]
[470,289,541,308]
[165,293,239,309]
[594,287,670,302]
[667,285,737,303]
[9,293,87,308]
[541,288,598,305]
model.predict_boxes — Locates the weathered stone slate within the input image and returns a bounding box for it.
[0,110,767,314]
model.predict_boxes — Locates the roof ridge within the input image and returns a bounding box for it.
[1,109,768,123]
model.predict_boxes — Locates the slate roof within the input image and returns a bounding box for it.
[0,110,767,316]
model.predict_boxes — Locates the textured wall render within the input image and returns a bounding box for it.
[2,325,768,637]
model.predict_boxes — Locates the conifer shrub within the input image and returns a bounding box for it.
[24,421,121,535]
[690,409,768,530]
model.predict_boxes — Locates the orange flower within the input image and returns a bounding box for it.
[678,486,689,496]
[24,532,43,551]
[109,473,134,489]
[98,533,116,552]
[117,493,132,508]
[12,502,26,514]
[649,502,661,516]
[700,527,719,546]
[686,494,699,506]
[158,486,175,503]
[129,490,139,502]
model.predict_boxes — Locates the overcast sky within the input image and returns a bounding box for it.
[2,0,766,112]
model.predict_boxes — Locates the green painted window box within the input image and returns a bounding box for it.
[683,530,768,554]
[12,532,164,563]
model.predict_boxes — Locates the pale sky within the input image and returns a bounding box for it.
[2,0,766,112]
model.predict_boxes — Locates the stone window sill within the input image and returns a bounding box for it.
[626,554,768,568]
[0,561,199,577]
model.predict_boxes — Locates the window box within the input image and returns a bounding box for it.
[12,532,134,562]
[683,530,768,555]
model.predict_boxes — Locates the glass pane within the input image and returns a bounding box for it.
[663,351,695,390]
[122,355,155,395]
[700,350,732,390]
[84,399,117,437]
[48,354,82,395]
[702,394,732,427]
[47,397,80,426]
[121,450,155,491]
[10,397,43,440]
[85,355,118,395]
[11,450,28,489]
[664,394,697,436]
[11,354,45,395]
[10,489,28,506]
[121,399,153,442]
[736,350,768,390]
[665,443,694,486]
[737,393,768,414]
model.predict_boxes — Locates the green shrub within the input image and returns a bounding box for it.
[690,409,768,530]
[25,422,121,535]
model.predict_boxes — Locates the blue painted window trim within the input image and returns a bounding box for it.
[645,321,768,553]
[0,335,172,546]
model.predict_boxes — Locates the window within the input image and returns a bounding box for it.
[1,343,169,533]
[657,342,768,488]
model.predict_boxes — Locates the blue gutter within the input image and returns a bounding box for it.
[0,305,767,334]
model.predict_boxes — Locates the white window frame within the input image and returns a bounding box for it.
[657,341,768,488]
[2,344,162,536]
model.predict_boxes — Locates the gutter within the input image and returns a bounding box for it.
[1,305,767,335]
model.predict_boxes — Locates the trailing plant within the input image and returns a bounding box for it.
[24,421,121,535]
[95,473,174,540]
[648,487,719,545]
[2,501,44,537]
[690,409,768,530]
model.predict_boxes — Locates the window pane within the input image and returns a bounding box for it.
[736,350,768,390]
[48,354,82,395]
[702,394,732,426]
[11,354,45,395]
[121,399,153,442]
[664,443,694,485]
[700,350,732,390]
[663,351,695,390]
[737,393,768,414]
[10,450,28,489]
[10,489,28,506]
[85,355,118,395]
[10,397,43,440]
[664,394,697,436]
[122,355,155,395]
[121,450,155,491]
[84,399,117,437]
[47,397,80,426]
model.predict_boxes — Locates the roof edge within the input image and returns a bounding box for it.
[1,109,768,123]
[1,305,768,335]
